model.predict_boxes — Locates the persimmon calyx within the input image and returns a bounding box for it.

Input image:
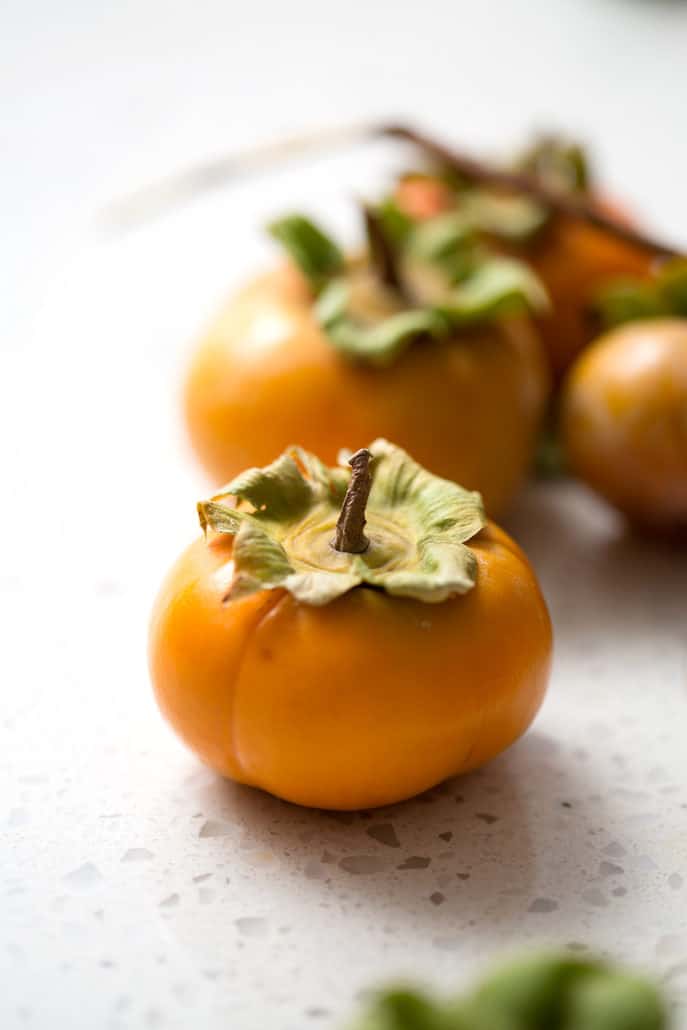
[316,256,547,366]
[197,439,486,606]
[267,214,343,291]
[268,211,548,366]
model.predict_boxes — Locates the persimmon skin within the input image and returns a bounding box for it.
[526,214,654,381]
[561,318,687,534]
[184,265,549,517]
[149,522,552,810]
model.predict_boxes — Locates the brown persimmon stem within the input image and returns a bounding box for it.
[362,203,404,292]
[332,449,372,554]
[380,123,682,259]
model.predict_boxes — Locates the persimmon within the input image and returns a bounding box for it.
[524,214,654,381]
[392,136,655,381]
[562,318,687,534]
[149,440,552,810]
[185,210,550,517]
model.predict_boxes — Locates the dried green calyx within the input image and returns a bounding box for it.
[268,208,547,366]
[595,258,687,329]
[348,954,666,1030]
[198,440,486,606]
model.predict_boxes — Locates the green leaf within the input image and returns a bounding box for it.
[314,277,351,326]
[198,440,486,606]
[459,190,549,242]
[324,305,448,366]
[420,135,588,251]
[316,277,448,366]
[595,259,687,330]
[594,280,666,329]
[362,439,485,602]
[315,254,547,366]
[267,197,549,367]
[656,258,687,315]
[468,955,598,1030]
[229,520,294,599]
[465,955,668,1030]
[435,257,550,326]
[204,452,314,520]
[407,212,476,265]
[347,988,470,1030]
[347,955,667,1030]
[268,214,343,290]
[566,971,666,1030]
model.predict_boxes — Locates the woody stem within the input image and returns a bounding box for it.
[332,449,373,554]
[381,123,681,259]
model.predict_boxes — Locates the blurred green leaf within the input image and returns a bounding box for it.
[268,214,343,290]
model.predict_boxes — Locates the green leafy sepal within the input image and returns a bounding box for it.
[198,440,486,606]
[316,257,548,366]
[267,214,343,291]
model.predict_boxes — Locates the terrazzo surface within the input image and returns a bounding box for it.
[3,2,687,1026]
[3,230,687,1025]
[4,487,687,1029]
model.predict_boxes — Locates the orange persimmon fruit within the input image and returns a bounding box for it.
[394,173,653,381]
[561,318,687,534]
[524,211,654,380]
[149,440,552,810]
[184,262,549,518]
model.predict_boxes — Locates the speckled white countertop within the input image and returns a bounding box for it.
[2,2,687,1028]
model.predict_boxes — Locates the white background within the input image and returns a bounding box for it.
[2,2,687,1028]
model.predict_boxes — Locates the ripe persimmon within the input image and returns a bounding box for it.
[562,318,687,534]
[149,440,552,810]
[392,136,655,381]
[185,212,549,517]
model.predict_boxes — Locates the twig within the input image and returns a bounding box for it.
[380,123,681,258]
[100,119,683,258]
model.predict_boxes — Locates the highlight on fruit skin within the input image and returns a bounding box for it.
[347,952,667,1030]
[184,202,550,518]
[149,440,552,811]
[561,318,687,535]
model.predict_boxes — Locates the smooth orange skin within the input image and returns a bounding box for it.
[562,318,687,533]
[184,265,549,517]
[149,522,552,810]
[526,213,654,381]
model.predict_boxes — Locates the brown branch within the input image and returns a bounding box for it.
[379,123,681,259]
[101,119,683,259]
[332,449,373,554]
